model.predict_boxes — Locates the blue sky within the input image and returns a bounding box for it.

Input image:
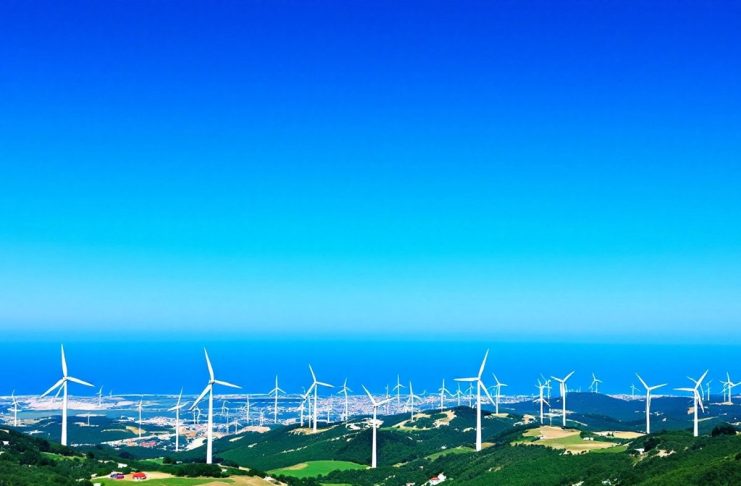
[1,1,740,342]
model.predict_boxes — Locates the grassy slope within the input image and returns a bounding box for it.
[269,460,365,479]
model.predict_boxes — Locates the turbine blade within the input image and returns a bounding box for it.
[41,378,65,398]
[478,349,490,378]
[564,371,575,382]
[214,380,241,389]
[204,349,214,381]
[454,377,477,382]
[67,376,94,387]
[362,385,377,406]
[635,373,649,390]
[317,381,334,388]
[190,384,211,410]
[309,364,316,382]
[61,345,68,377]
[695,369,709,388]
[480,380,496,406]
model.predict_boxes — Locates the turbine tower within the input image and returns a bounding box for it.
[268,375,285,425]
[137,398,143,438]
[308,365,333,432]
[491,374,508,415]
[551,371,575,428]
[168,389,187,452]
[40,345,94,446]
[189,349,241,464]
[455,349,495,452]
[676,370,708,437]
[636,373,666,434]
[362,385,392,468]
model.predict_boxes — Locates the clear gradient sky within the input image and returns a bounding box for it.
[1,1,740,342]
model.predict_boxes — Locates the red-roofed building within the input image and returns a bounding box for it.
[132,472,147,481]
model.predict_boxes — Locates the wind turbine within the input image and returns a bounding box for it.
[221,400,230,433]
[385,385,391,415]
[40,345,94,446]
[551,371,575,428]
[268,375,285,424]
[535,380,549,424]
[636,373,666,434]
[298,389,310,427]
[722,372,738,404]
[167,389,186,452]
[405,381,423,421]
[392,375,405,409]
[590,373,602,394]
[362,385,392,468]
[454,383,463,407]
[338,379,352,421]
[675,370,708,437]
[97,387,103,407]
[10,391,20,427]
[438,379,451,411]
[308,365,333,432]
[630,383,638,399]
[491,374,508,415]
[137,397,143,439]
[189,349,241,464]
[455,350,495,452]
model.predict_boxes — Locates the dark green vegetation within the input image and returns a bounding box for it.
[0,428,247,486]
[3,402,740,485]
[177,408,517,471]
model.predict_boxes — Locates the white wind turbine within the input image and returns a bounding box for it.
[40,345,94,446]
[221,400,230,434]
[676,370,708,437]
[385,385,391,415]
[189,349,241,464]
[338,379,352,421]
[535,380,549,424]
[97,387,103,407]
[137,397,143,438]
[268,375,285,425]
[392,375,405,409]
[308,365,333,432]
[491,374,508,415]
[454,383,463,407]
[722,372,737,405]
[362,385,392,469]
[630,383,638,399]
[455,350,495,452]
[168,389,187,452]
[298,389,310,427]
[405,381,423,421]
[590,373,602,394]
[551,371,575,427]
[438,379,451,411]
[636,373,666,434]
[10,391,20,427]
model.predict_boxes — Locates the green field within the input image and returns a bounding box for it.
[96,478,232,486]
[269,460,366,478]
[426,445,475,460]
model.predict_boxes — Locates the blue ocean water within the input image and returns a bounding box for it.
[1,339,738,398]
